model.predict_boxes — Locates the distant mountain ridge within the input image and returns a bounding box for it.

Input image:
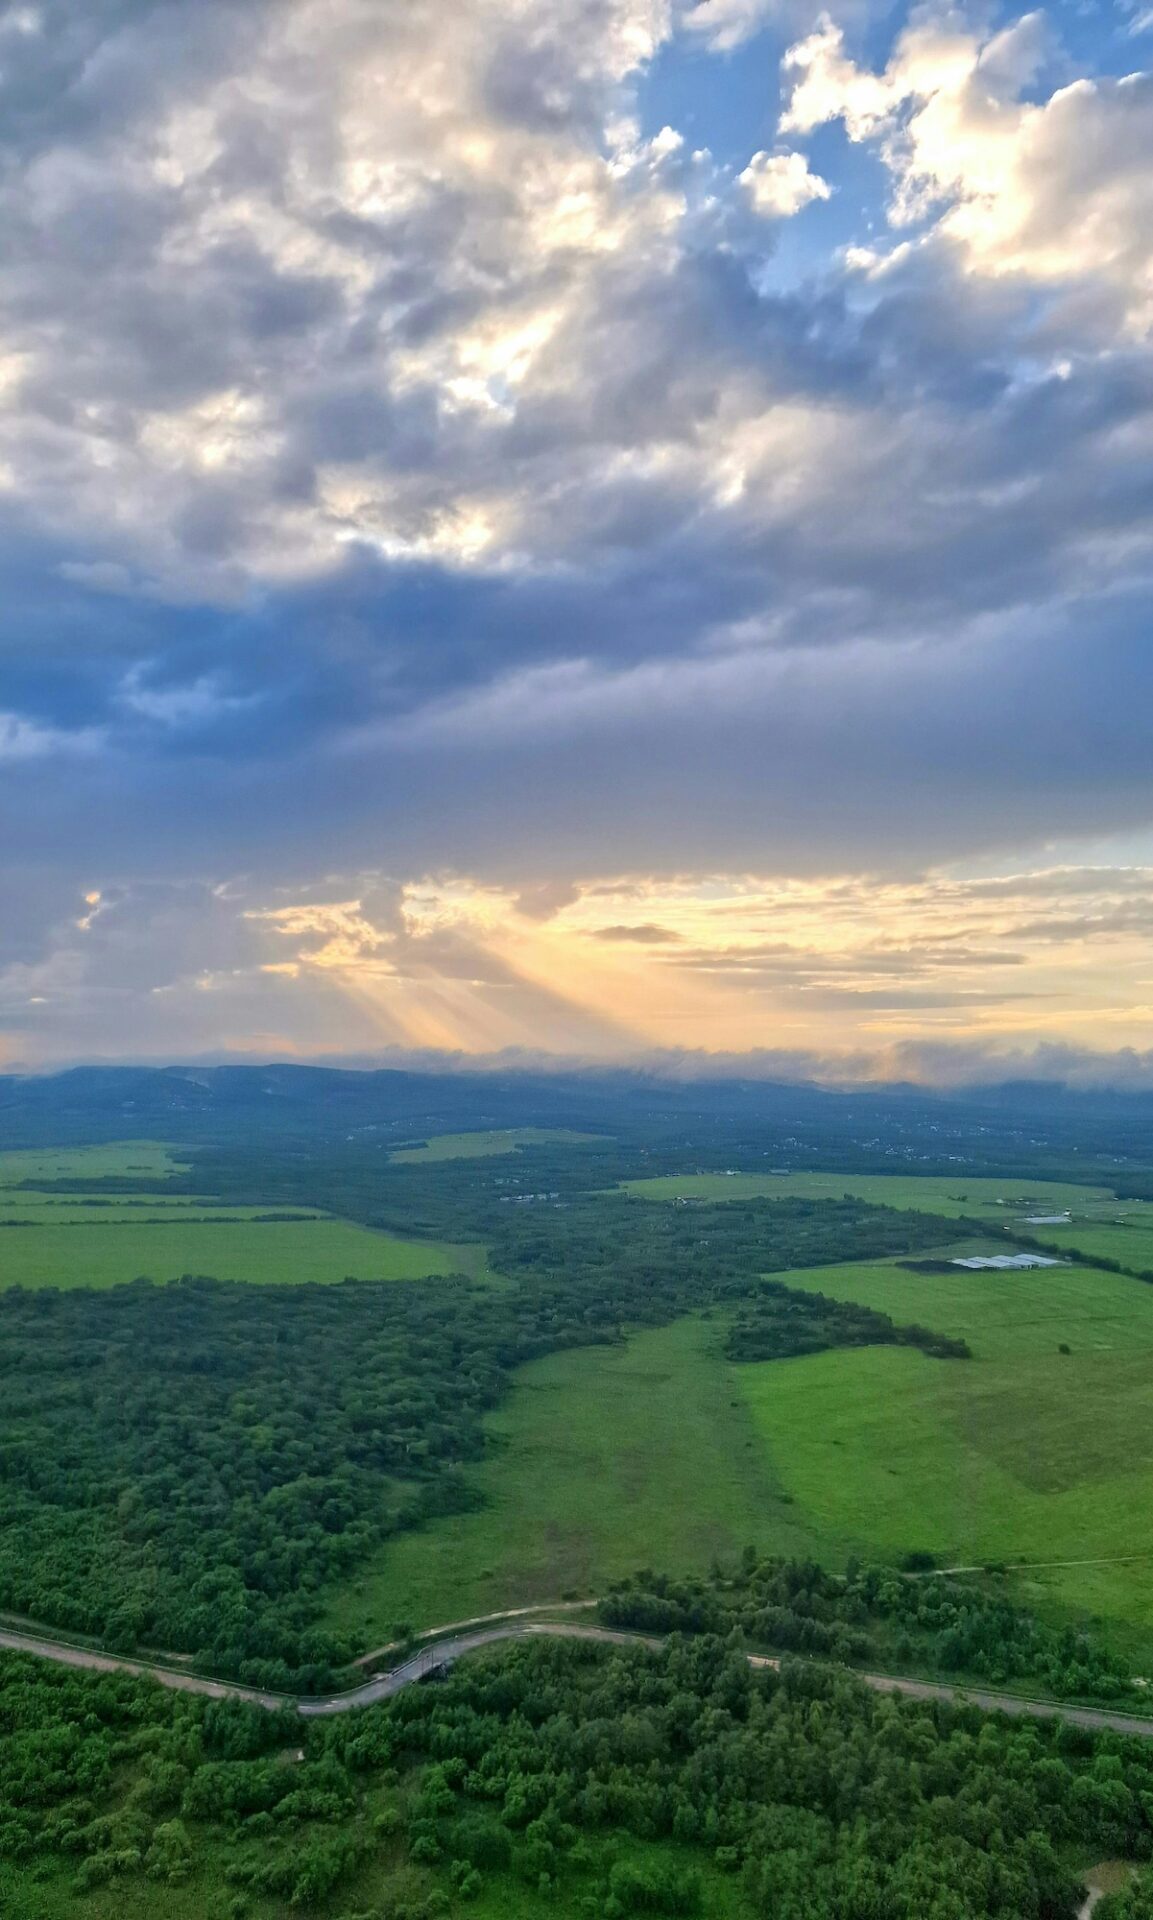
[2,1060,1153,1168]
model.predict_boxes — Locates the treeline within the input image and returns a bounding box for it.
[599,1554,1135,1701]
[0,1195,969,1683]
[3,1615,1153,1916]
[725,1281,971,1364]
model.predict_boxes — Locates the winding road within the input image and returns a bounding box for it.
[5,1616,1153,1735]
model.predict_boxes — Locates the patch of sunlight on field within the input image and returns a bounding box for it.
[390,1127,601,1162]
[323,1315,827,1644]
[736,1255,1153,1643]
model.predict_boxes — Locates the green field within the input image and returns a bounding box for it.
[1031,1216,1153,1274]
[0,1190,235,1219]
[623,1168,1153,1281]
[622,1168,1115,1218]
[736,1254,1153,1647]
[324,1241,1153,1655]
[390,1127,601,1162]
[323,1314,822,1643]
[0,1141,188,1184]
[0,1208,485,1291]
[0,1139,490,1290]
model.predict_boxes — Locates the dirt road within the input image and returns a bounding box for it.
[6,1617,1153,1736]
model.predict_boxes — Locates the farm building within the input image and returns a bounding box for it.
[951,1253,1063,1271]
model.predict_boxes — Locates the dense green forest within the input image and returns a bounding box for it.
[0,1196,969,1685]
[599,1555,1136,1702]
[2,1597,1153,1919]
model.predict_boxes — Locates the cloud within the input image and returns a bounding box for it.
[0,712,102,761]
[118,665,260,731]
[783,11,1153,337]
[739,149,831,217]
[0,1,1151,1066]
[589,922,684,941]
[682,0,785,52]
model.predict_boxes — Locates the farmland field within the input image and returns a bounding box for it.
[322,1313,823,1643]
[0,1141,189,1184]
[389,1126,601,1162]
[736,1254,1153,1646]
[623,1168,1153,1280]
[621,1168,1116,1217]
[0,1211,477,1288]
[0,1142,483,1289]
[1029,1216,1153,1273]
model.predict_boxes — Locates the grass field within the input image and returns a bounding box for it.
[323,1314,824,1643]
[736,1255,1153,1647]
[1029,1217,1153,1274]
[390,1127,601,1162]
[0,1141,188,1184]
[0,1138,492,1290]
[623,1168,1153,1282]
[327,1239,1153,1655]
[621,1168,1115,1218]
[0,1212,484,1289]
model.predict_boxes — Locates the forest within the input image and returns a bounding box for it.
[0,1195,969,1686]
[3,1595,1153,1918]
[599,1554,1137,1702]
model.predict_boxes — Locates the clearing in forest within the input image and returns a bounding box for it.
[322,1314,825,1643]
[390,1127,601,1162]
[737,1254,1153,1652]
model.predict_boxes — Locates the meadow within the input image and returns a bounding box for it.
[621,1168,1116,1217]
[737,1254,1153,1649]
[324,1226,1153,1659]
[389,1127,600,1162]
[1031,1216,1153,1274]
[0,1212,477,1289]
[0,1141,483,1289]
[0,1141,189,1183]
[322,1314,824,1644]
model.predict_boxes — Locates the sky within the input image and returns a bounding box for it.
[1,0,1153,1086]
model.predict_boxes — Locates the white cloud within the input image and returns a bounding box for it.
[0,714,102,762]
[781,11,1153,337]
[740,148,831,216]
[118,667,257,728]
[0,0,689,597]
[682,0,781,51]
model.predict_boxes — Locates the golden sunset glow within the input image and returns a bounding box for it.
[213,861,1153,1077]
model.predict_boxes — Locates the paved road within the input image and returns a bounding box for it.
[5,1617,1153,1736]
